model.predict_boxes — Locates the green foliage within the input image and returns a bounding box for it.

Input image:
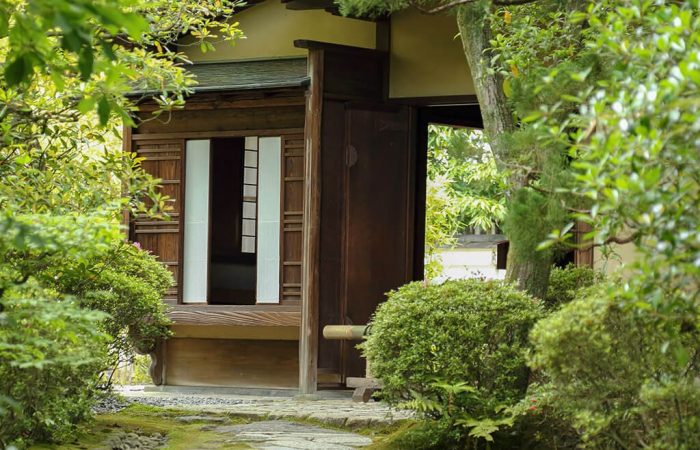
[424,126,507,279]
[544,264,603,311]
[423,180,460,280]
[43,241,173,360]
[111,354,153,386]
[554,0,700,323]
[502,187,565,264]
[524,2,700,446]
[0,0,244,446]
[0,0,244,121]
[0,236,172,447]
[490,1,600,120]
[0,288,109,448]
[336,0,410,18]
[530,286,700,448]
[428,126,507,232]
[362,279,543,444]
[493,1,700,448]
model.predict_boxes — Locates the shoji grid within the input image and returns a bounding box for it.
[241,137,259,254]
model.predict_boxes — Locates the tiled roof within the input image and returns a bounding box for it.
[186,57,309,92]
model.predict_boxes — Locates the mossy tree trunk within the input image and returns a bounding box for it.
[504,245,553,299]
[456,4,553,298]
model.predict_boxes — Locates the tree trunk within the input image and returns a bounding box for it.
[504,244,553,299]
[456,5,552,298]
[456,4,515,147]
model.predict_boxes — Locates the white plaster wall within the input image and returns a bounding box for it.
[434,248,505,282]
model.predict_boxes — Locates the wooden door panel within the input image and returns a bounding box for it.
[342,105,412,377]
[280,134,305,303]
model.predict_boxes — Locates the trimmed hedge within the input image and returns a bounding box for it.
[363,279,543,407]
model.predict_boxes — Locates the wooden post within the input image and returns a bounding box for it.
[300,49,324,395]
[121,124,133,238]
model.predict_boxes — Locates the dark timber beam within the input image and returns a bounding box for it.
[282,0,333,10]
[299,48,324,395]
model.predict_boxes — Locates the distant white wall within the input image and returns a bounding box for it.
[433,248,505,282]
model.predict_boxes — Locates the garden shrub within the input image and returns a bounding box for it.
[0,241,173,448]
[543,263,603,311]
[530,284,700,449]
[0,287,109,448]
[362,279,543,445]
[43,241,173,365]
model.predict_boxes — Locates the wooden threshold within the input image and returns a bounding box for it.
[168,304,301,327]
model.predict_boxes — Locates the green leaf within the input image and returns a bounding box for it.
[4,55,33,86]
[77,96,96,114]
[561,94,581,103]
[571,67,592,82]
[15,153,31,165]
[101,42,117,61]
[97,97,111,126]
[503,78,512,98]
[78,47,94,81]
[522,112,542,123]
[50,71,65,91]
[673,344,690,367]
[121,13,149,39]
[0,12,9,38]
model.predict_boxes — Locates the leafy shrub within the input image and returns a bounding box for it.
[0,290,109,448]
[363,279,543,444]
[543,264,603,311]
[43,241,172,363]
[0,241,172,447]
[530,285,700,449]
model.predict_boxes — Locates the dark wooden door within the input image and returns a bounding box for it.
[342,104,414,378]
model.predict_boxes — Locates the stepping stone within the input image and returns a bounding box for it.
[211,420,372,449]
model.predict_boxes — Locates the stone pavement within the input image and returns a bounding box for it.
[118,386,412,428]
[204,420,373,450]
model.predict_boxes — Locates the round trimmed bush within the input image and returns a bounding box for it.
[362,279,544,407]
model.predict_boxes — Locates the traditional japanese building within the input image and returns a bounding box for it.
[125,0,606,393]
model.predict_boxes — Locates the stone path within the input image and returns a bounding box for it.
[107,386,413,449]
[204,420,372,449]
[118,387,412,428]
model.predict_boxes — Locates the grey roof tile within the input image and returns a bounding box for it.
[187,58,309,92]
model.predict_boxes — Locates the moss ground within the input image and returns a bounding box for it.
[29,405,252,450]
[28,403,410,450]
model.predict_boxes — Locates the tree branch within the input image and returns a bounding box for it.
[412,0,539,15]
[579,232,639,251]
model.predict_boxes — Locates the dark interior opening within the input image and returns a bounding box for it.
[208,137,257,305]
[554,249,575,268]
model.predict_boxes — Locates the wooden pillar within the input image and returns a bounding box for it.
[300,49,324,395]
[121,125,133,237]
[574,221,594,267]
